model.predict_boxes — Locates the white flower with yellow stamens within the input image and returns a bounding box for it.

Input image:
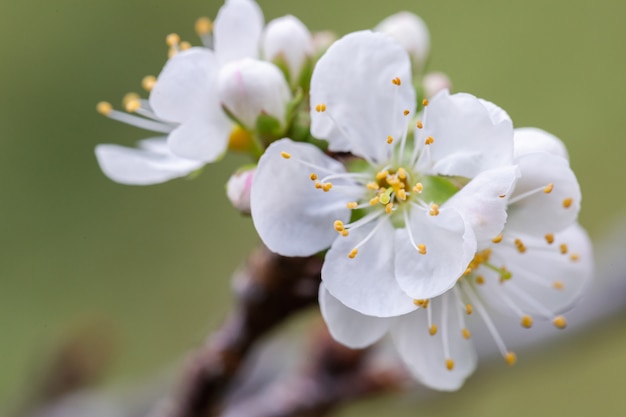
[318,127,590,391]
[251,31,519,318]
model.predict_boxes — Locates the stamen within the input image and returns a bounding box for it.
[348,248,358,258]
[422,99,429,106]
[396,189,407,200]
[179,41,191,51]
[445,359,455,371]
[570,253,580,262]
[376,170,389,180]
[322,183,333,192]
[413,182,424,193]
[545,233,555,244]
[416,120,423,129]
[563,198,573,208]
[462,328,471,339]
[492,234,503,244]
[310,173,318,180]
[514,238,527,253]
[392,77,401,86]
[543,183,554,193]
[465,304,473,315]
[367,182,379,191]
[553,316,567,329]
[334,220,344,232]
[521,315,533,328]
[369,196,380,205]
[346,202,358,209]
[96,101,113,116]
[476,276,485,285]
[464,284,511,360]
[403,109,410,116]
[341,230,349,237]
[413,299,426,307]
[96,102,174,133]
[429,203,440,216]
[123,93,141,113]
[141,75,157,92]
[280,151,291,159]
[505,352,517,366]
[425,136,434,145]
[314,181,322,189]
[429,324,438,336]
[441,294,452,370]
[553,281,565,290]
[315,103,327,112]
[195,17,213,35]
[166,33,180,47]
[385,203,394,214]
[387,135,394,144]
[417,244,427,255]
[560,243,568,254]
[508,184,555,205]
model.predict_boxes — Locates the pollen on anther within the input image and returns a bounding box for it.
[195,17,214,35]
[280,151,291,159]
[553,316,567,329]
[563,198,573,208]
[385,203,394,214]
[560,243,568,254]
[505,352,517,366]
[322,183,333,192]
[429,203,440,216]
[334,220,344,232]
[462,328,471,339]
[413,299,426,307]
[392,77,401,86]
[346,202,358,209]
[315,103,327,112]
[445,359,455,371]
[396,189,407,200]
[429,324,438,336]
[403,109,410,116]
[570,253,580,262]
[492,234,503,244]
[314,181,322,189]
[425,136,434,145]
[521,315,533,328]
[416,120,423,129]
[166,33,180,47]
[367,182,379,191]
[387,136,394,144]
[348,248,358,259]
[96,101,113,116]
[413,182,424,193]
[465,304,473,315]
[543,183,554,194]
[369,196,380,205]
[545,233,555,244]
[397,168,407,179]
[341,230,349,237]
[553,281,565,290]
[476,276,485,285]
[417,244,427,255]
[514,238,527,254]
[310,173,318,181]
[179,41,191,51]
[141,75,157,92]
[422,99,429,106]
[376,170,389,180]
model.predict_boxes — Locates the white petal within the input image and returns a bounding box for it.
[420,90,514,178]
[166,115,231,162]
[150,48,219,123]
[514,127,569,161]
[322,218,417,317]
[391,292,477,391]
[218,59,291,129]
[251,139,352,257]
[214,0,264,65]
[476,224,592,318]
[445,165,520,243]
[319,284,392,349]
[375,12,430,71]
[310,31,415,164]
[395,208,476,300]
[262,15,313,86]
[507,152,581,234]
[95,138,203,185]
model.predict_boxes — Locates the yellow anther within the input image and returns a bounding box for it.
[422,99,429,106]
[445,359,455,371]
[514,238,527,254]
[425,136,434,145]
[341,229,349,237]
[463,267,472,276]
[499,194,506,199]
[553,316,567,329]
[385,203,394,214]
[413,299,426,307]
[310,173,318,181]
[315,103,327,112]
[492,234,503,244]
[376,170,389,180]
[429,203,440,216]
[543,183,554,194]
[429,324,438,336]
[416,120,423,129]
[462,328,471,339]
[166,33,180,47]
[476,276,485,285]
[396,189,407,200]
[392,77,401,86]
[521,315,533,328]
[314,181,322,189]
[96,101,113,116]
[123,93,141,113]
[422,299,430,308]
[387,135,394,144]
[179,41,192,51]
[322,183,333,192]
[369,196,380,205]
[553,281,565,290]
[563,198,573,208]
[403,109,410,116]
[367,182,379,191]
[545,233,555,244]
[280,151,291,159]
[348,248,358,259]
[141,75,157,92]
[397,168,407,179]
[346,202,358,209]
[560,243,568,254]
[333,220,344,232]
[465,304,473,315]
[505,352,517,366]
[195,17,214,35]
[413,182,424,193]
[570,253,580,262]
[417,244,427,255]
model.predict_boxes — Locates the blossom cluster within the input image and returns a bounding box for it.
[95,0,592,391]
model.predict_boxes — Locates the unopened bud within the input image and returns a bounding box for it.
[312,30,338,55]
[218,59,291,130]
[423,72,452,99]
[262,15,314,86]
[375,12,430,71]
[226,167,256,214]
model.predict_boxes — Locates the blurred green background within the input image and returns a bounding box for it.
[1,0,625,415]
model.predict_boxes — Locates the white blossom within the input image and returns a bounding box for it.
[375,12,430,71]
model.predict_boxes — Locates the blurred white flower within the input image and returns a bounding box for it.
[251,31,518,317]
[375,12,430,72]
[226,167,256,214]
[423,71,452,99]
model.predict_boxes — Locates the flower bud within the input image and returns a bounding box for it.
[312,30,338,55]
[218,59,291,130]
[375,12,430,71]
[226,167,256,214]
[262,15,314,87]
[423,72,452,98]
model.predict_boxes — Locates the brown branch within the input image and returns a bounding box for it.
[151,245,323,417]
[220,327,409,417]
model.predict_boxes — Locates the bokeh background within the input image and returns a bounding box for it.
[1,0,625,415]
